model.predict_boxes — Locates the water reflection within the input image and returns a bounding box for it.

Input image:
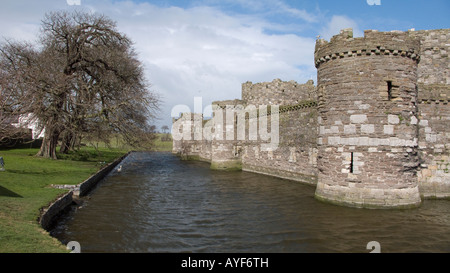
[51,152,450,253]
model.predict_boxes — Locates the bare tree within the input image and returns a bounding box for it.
[0,41,41,147]
[0,10,159,158]
[161,125,169,134]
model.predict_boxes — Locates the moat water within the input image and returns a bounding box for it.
[51,152,450,253]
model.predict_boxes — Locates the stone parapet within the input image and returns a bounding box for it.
[242,78,316,106]
[315,28,421,68]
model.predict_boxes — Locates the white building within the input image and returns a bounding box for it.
[11,113,45,139]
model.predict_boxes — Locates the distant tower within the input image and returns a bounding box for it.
[209,100,244,171]
[314,29,422,208]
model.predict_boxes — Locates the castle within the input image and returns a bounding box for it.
[172,28,450,209]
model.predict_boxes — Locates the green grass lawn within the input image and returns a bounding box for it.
[153,133,173,152]
[0,147,128,253]
[84,133,172,152]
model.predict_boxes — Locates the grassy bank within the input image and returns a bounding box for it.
[0,147,128,253]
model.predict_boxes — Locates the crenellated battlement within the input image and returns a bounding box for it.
[314,28,421,68]
[211,99,246,109]
[242,78,316,106]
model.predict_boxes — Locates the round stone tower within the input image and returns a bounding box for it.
[314,28,422,208]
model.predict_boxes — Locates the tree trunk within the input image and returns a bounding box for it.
[59,131,73,154]
[37,125,60,159]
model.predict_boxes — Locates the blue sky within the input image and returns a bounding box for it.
[0,0,448,128]
[134,0,450,35]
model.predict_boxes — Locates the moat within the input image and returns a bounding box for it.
[51,152,450,253]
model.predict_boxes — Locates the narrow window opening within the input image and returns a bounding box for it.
[387,81,393,101]
[350,152,354,173]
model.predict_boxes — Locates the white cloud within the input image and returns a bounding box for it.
[270,0,318,23]
[208,0,319,23]
[320,15,363,41]
[0,0,68,42]
[88,1,317,127]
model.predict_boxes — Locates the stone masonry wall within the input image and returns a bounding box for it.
[210,100,244,170]
[199,119,212,162]
[314,29,422,208]
[173,82,319,179]
[172,113,204,161]
[242,102,318,184]
[415,29,450,197]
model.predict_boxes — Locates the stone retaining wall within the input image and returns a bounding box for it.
[38,152,130,231]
